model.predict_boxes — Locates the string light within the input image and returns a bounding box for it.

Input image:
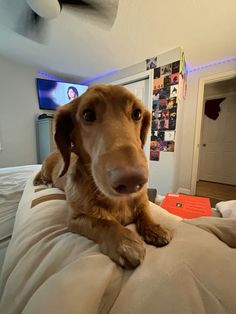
[79,68,118,84]
[36,71,64,81]
[37,56,235,82]
[187,56,236,73]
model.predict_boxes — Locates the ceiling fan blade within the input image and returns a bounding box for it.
[60,0,92,6]
[61,0,119,28]
[17,6,48,43]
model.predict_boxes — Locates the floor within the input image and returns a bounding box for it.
[196,180,236,207]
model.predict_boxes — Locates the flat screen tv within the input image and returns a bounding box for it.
[36,78,88,110]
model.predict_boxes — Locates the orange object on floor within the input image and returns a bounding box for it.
[161,193,212,219]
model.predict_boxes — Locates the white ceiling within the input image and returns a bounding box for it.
[0,0,236,81]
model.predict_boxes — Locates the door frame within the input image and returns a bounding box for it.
[111,69,153,111]
[190,69,236,195]
[111,69,154,159]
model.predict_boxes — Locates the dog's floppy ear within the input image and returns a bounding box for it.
[140,109,151,147]
[54,102,77,177]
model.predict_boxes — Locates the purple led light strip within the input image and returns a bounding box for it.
[188,56,236,73]
[37,56,235,81]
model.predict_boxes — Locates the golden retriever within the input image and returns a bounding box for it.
[34,84,171,268]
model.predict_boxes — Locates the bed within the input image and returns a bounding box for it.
[0,166,236,314]
[0,165,41,273]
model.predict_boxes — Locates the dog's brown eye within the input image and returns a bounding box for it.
[132,108,142,121]
[83,109,96,122]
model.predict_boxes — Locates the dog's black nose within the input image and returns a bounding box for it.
[109,166,148,194]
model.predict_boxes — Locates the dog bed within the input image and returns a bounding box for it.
[1,170,236,314]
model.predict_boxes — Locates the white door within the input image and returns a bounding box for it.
[111,71,153,160]
[124,80,147,103]
[199,94,236,185]
[122,79,151,158]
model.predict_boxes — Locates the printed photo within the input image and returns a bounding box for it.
[153,77,164,90]
[166,141,175,152]
[150,141,160,161]
[153,98,159,106]
[160,63,172,77]
[159,86,170,99]
[153,89,160,101]
[153,107,160,119]
[170,84,179,97]
[154,67,160,78]
[157,140,168,152]
[169,108,177,130]
[172,60,180,74]
[164,75,171,87]
[146,57,158,70]
[152,118,159,131]
[167,97,177,110]
[152,101,159,112]
[170,73,179,85]
[157,131,165,141]
[151,130,164,142]
[151,130,158,141]
[157,109,170,130]
[164,130,175,141]
[159,98,167,110]
[157,140,174,152]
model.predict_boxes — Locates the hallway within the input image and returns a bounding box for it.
[196,180,236,205]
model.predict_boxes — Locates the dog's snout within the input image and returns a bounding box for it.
[109,166,148,195]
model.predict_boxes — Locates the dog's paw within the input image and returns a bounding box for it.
[141,224,172,247]
[102,229,146,269]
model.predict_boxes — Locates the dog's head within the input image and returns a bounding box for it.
[54,84,151,198]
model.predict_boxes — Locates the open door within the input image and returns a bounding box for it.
[191,71,236,195]
[199,92,236,185]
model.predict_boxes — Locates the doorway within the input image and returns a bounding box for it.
[191,70,236,201]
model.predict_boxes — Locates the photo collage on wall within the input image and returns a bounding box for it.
[146,58,183,161]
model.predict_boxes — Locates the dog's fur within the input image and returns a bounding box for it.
[34,84,171,268]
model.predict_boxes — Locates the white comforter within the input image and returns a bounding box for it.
[0,165,41,273]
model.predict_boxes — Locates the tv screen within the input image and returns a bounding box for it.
[36,78,88,110]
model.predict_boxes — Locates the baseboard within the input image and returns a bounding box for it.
[177,188,191,195]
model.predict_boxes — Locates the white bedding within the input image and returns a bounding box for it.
[1,172,236,314]
[0,165,41,272]
[216,200,236,218]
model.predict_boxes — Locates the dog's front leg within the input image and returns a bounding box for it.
[68,213,145,269]
[136,203,172,247]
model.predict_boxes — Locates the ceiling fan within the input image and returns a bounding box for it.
[16,0,119,42]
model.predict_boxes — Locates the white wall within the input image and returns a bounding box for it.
[0,55,40,167]
[176,60,236,194]
[0,54,84,167]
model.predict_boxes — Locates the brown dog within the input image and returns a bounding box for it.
[34,84,171,268]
